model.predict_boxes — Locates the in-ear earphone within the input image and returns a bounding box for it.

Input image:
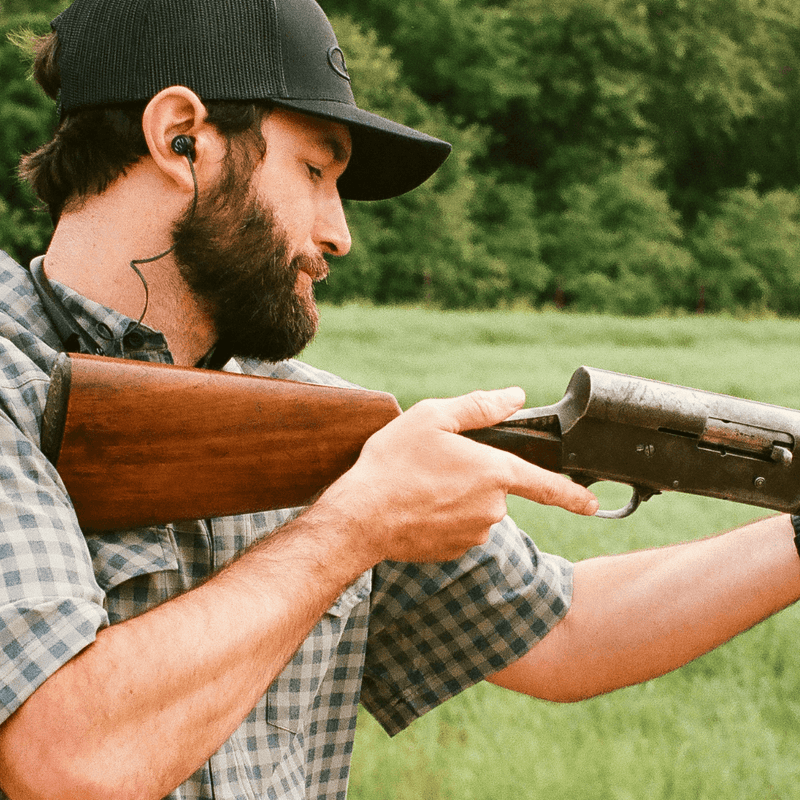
[171,134,196,161]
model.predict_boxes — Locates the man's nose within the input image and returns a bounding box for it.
[315,192,351,257]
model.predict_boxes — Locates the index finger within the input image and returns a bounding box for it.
[503,456,599,516]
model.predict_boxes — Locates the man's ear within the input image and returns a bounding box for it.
[141,86,226,192]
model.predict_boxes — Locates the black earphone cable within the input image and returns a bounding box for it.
[97,141,199,344]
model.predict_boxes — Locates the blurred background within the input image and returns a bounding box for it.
[2,0,799,316]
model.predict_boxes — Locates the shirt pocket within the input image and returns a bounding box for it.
[83,526,180,622]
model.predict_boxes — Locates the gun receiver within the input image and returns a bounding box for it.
[467,366,800,518]
[41,354,800,530]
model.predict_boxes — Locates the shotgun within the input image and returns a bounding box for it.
[41,353,800,531]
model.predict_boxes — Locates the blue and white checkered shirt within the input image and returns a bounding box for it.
[0,250,574,800]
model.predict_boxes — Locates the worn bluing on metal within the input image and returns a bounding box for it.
[495,367,800,518]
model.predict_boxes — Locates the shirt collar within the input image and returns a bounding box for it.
[30,255,173,363]
[29,256,235,369]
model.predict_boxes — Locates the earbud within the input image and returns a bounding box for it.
[171,135,196,161]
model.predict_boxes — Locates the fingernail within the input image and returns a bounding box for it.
[502,386,525,404]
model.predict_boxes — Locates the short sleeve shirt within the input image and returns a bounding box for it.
[0,251,574,800]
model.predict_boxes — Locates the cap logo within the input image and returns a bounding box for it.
[327,47,350,81]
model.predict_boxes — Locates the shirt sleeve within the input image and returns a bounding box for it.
[0,350,107,725]
[361,516,573,735]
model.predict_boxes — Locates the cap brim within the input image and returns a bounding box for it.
[272,99,452,201]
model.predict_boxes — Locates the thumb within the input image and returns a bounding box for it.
[438,387,527,434]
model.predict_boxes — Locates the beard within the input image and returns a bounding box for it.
[171,153,327,363]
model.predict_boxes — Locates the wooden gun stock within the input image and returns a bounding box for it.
[41,354,406,530]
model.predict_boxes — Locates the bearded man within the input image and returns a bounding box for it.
[0,1,799,799]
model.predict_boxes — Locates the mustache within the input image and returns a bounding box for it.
[293,252,329,282]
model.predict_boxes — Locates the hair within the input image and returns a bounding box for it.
[19,31,273,221]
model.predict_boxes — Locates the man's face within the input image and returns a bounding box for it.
[172,109,352,362]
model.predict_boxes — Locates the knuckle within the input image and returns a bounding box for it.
[466,390,496,419]
[476,488,509,529]
[489,497,509,526]
[530,471,562,506]
[493,452,520,489]
[471,527,493,549]
[413,397,438,413]
[408,397,445,424]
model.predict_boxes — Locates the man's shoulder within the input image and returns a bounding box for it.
[0,250,53,341]
[0,249,37,311]
[235,356,363,389]
[0,251,60,429]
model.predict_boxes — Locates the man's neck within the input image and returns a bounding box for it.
[44,165,217,366]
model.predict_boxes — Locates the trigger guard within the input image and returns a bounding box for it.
[571,476,653,519]
[594,488,642,519]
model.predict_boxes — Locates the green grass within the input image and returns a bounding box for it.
[302,305,800,800]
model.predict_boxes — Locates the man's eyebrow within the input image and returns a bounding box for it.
[319,132,351,165]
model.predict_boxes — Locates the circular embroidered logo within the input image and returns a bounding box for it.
[327,47,350,81]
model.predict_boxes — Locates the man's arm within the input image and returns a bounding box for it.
[0,387,595,800]
[488,514,800,700]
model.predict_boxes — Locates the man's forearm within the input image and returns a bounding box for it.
[489,514,800,701]
[0,500,374,800]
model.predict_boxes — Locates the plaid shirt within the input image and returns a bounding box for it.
[0,250,574,800]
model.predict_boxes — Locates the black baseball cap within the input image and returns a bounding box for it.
[51,0,452,200]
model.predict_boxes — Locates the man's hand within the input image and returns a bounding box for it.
[323,386,599,565]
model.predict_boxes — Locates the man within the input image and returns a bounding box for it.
[0,0,797,798]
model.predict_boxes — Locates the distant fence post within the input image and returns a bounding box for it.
[555,281,566,309]
[423,269,432,304]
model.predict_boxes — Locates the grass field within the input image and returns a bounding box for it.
[302,305,800,800]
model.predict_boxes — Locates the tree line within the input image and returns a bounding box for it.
[2,0,799,314]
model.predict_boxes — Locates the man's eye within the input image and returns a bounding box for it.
[307,164,323,180]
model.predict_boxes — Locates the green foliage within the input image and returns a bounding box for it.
[644,0,800,222]
[688,180,800,314]
[543,146,696,314]
[2,0,800,314]
[325,0,653,192]
[0,8,60,264]
[320,0,800,315]
[318,16,508,309]
[494,0,653,197]
[1,0,67,13]
[471,175,550,303]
